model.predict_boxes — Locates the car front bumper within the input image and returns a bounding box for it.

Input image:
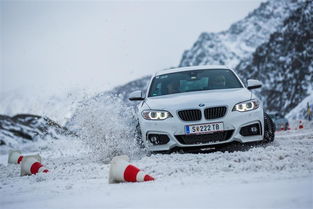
[139,107,264,152]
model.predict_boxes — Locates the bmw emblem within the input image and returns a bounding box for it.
[199,104,205,107]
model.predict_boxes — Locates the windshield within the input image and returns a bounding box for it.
[148,69,243,97]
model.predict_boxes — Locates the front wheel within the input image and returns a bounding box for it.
[263,112,275,143]
[135,122,145,148]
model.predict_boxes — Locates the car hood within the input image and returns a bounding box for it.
[144,88,253,110]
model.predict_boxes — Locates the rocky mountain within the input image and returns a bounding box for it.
[0,114,73,147]
[179,0,303,68]
[236,0,313,115]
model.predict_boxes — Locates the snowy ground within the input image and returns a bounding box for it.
[0,128,312,209]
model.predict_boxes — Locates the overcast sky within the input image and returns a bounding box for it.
[0,0,264,96]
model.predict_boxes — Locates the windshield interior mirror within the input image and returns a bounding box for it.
[247,79,262,90]
[129,90,145,101]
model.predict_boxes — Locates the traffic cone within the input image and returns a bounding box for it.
[8,150,24,164]
[109,155,154,184]
[299,120,304,129]
[20,155,48,176]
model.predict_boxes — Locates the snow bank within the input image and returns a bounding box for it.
[0,129,312,209]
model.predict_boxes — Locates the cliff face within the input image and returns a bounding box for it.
[179,0,302,68]
[236,1,313,115]
[0,114,72,147]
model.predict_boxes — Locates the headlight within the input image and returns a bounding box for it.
[232,100,259,112]
[142,110,173,120]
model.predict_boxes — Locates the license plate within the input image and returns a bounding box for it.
[185,122,224,134]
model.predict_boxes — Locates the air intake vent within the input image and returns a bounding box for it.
[204,106,227,120]
[178,109,202,121]
[175,130,234,145]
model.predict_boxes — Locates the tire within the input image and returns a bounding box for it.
[285,123,289,131]
[263,112,275,143]
[135,122,145,148]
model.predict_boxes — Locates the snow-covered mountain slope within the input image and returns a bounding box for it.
[0,89,93,126]
[236,0,313,115]
[286,93,313,120]
[179,0,303,68]
[0,114,72,151]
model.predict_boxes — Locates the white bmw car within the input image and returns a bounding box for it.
[129,65,275,152]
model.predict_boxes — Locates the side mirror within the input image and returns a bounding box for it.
[129,90,145,101]
[247,79,262,90]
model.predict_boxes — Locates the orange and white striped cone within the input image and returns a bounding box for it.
[8,150,24,164]
[299,120,304,129]
[20,155,48,176]
[108,155,154,184]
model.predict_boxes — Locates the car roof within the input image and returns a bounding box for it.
[155,65,231,76]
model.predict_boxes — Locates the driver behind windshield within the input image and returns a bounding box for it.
[211,74,226,89]
[166,80,180,94]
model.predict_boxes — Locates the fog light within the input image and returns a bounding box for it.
[251,127,258,133]
[148,134,170,145]
[240,123,261,136]
[150,136,158,143]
